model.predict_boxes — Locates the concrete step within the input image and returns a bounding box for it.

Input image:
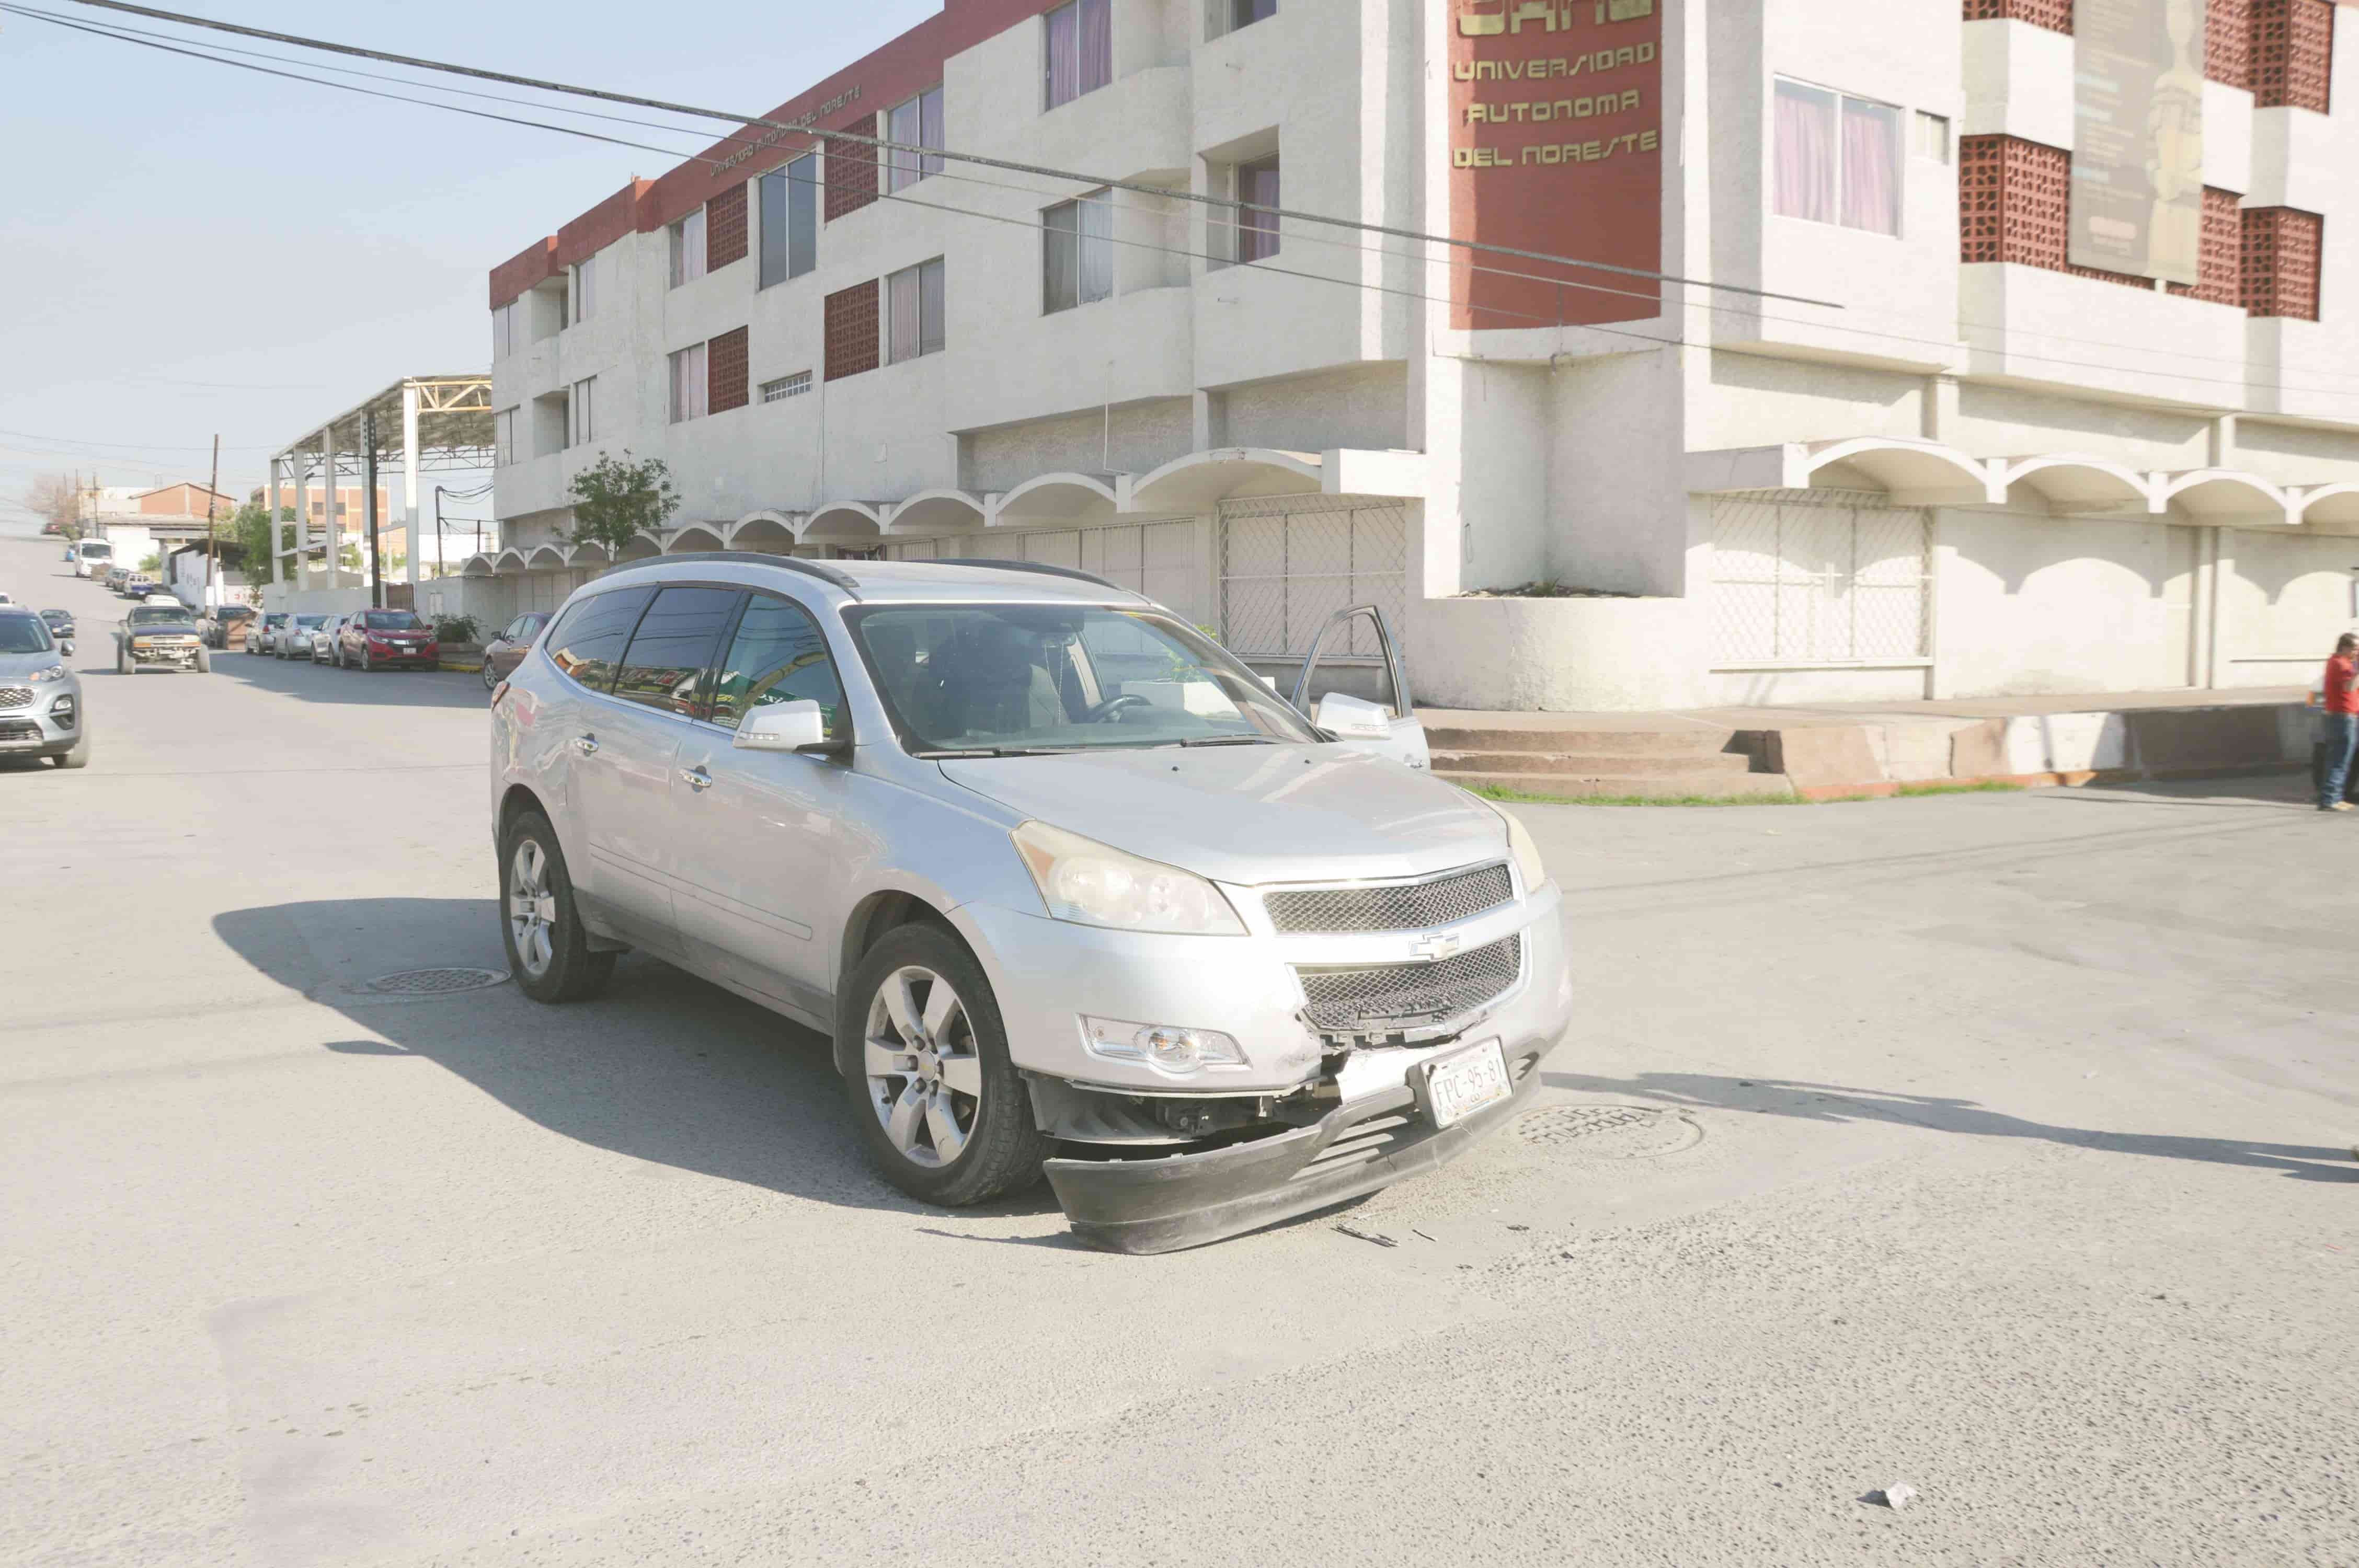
[1424,724,1737,756]
[1432,748,1757,778]
[1442,770,1801,801]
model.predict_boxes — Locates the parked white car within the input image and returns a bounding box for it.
[276,614,329,660]
[489,555,1570,1252]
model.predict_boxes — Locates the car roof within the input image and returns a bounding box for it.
[600,553,1145,609]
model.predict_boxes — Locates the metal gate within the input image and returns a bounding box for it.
[1707,491,1931,663]
[1218,495,1407,659]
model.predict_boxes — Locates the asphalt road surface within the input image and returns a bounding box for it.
[4,534,2354,1567]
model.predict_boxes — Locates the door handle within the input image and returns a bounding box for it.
[572,733,599,756]
[679,765,714,792]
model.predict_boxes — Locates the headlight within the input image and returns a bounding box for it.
[1011,821,1245,936]
[1492,802,1549,892]
[1081,1016,1247,1075]
[30,664,68,682]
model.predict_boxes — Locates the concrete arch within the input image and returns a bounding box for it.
[460,554,498,578]
[2156,469,2295,525]
[800,502,886,541]
[728,511,799,552]
[1126,449,1321,514]
[2293,482,2359,532]
[887,488,989,535]
[526,544,568,570]
[1800,437,1997,505]
[667,523,727,552]
[492,547,530,574]
[990,472,1122,527]
[1993,453,2157,515]
[615,532,664,562]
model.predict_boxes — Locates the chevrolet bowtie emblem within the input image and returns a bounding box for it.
[1410,933,1463,961]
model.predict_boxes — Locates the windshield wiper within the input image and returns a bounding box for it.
[914,746,1082,758]
[1177,735,1278,747]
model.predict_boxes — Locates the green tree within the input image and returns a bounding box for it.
[563,452,679,554]
[225,502,295,583]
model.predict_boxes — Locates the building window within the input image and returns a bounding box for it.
[1236,155,1281,262]
[761,371,814,402]
[491,301,516,360]
[568,260,594,325]
[1220,0,1277,37]
[1045,190,1114,313]
[1773,79,1902,237]
[887,258,946,363]
[572,377,597,445]
[886,86,945,192]
[669,206,708,287]
[494,407,517,466]
[760,153,819,287]
[1914,110,1950,166]
[670,343,708,422]
[1045,0,1111,109]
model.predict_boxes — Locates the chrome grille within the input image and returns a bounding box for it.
[1296,934,1522,1032]
[1263,862,1513,935]
[0,687,31,709]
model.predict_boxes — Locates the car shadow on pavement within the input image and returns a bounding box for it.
[2036,771,2324,810]
[211,898,1066,1223]
[209,649,491,711]
[1542,1069,2359,1183]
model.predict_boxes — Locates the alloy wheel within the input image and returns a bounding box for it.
[507,838,558,978]
[862,966,983,1168]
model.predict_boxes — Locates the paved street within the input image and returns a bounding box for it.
[5,532,2355,1567]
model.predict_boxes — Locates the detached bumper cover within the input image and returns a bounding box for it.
[1044,1034,1555,1254]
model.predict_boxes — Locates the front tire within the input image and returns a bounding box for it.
[840,924,1050,1207]
[116,645,131,676]
[360,645,372,672]
[480,659,497,691]
[193,648,210,674]
[51,731,91,769]
[499,810,615,1003]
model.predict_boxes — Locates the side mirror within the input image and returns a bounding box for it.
[59,640,74,656]
[733,698,842,755]
[1313,691,1393,740]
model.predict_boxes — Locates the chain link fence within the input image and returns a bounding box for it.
[1218,496,1407,659]
[1707,491,1931,664]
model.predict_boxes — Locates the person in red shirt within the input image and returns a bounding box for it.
[2320,633,2358,812]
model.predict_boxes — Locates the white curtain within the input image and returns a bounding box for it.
[1078,0,1111,94]
[1077,191,1113,303]
[1045,2,1079,106]
[1840,98,1902,236]
[1773,80,1836,224]
[888,266,922,362]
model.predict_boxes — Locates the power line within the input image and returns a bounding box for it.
[52,0,1836,309]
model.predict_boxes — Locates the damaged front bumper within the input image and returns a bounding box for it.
[1044,1033,1555,1254]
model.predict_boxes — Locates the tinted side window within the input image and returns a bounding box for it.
[711,594,848,739]
[614,586,742,717]
[543,586,654,693]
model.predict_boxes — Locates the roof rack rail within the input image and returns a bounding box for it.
[600,549,862,597]
[930,558,1136,595]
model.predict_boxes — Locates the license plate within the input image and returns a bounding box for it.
[1422,1039,1511,1128]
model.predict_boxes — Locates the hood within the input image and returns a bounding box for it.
[0,650,71,681]
[938,744,1508,886]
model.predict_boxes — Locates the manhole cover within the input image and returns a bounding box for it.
[361,967,509,996]
[1515,1104,1701,1159]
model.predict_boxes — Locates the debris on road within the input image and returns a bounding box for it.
[1334,1224,1398,1248]
[1870,1484,1919,1511]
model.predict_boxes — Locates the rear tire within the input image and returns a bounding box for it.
[480,659,498,691]
[840,923,1050,1207]
[499,809,615,1004]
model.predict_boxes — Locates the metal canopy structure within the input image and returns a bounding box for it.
[267,373,492,604]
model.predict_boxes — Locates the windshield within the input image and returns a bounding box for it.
[78,542,112,560]
[845,605,1318,756]
[127,606,195,628]
[361,610,425,630]
[0,616,55,654]
[293,615,327,628]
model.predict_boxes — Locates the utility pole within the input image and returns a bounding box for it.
[204,433,220,608]
[363,410,383,609]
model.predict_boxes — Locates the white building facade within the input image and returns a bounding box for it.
[475,0,2359,709]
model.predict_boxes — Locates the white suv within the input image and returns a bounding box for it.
[488,555,1571,1252]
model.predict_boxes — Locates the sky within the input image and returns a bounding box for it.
[0,0,937,535]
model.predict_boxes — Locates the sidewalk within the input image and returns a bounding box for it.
[1421,687,2318,799]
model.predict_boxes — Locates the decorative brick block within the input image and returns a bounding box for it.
[706,326,749,414]
[2166,187,2246,306]
[2207,0,2252,88]
[1962,0,2073,30]
[824,115,880,223]
[706,182,748,270]
[2252,0,2333,111]
[1958,135,2151,290]
[2241,206,2322,319]
[825,280,880,381]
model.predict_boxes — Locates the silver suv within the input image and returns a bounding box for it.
[489,555,1571,1252]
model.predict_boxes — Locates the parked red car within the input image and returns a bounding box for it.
[337,608,440,671]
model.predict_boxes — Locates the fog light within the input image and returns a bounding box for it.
[49,695,76,728]
[1080,1016,1246,1076]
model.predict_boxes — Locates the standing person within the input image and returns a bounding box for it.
[2320,632,2359,813]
